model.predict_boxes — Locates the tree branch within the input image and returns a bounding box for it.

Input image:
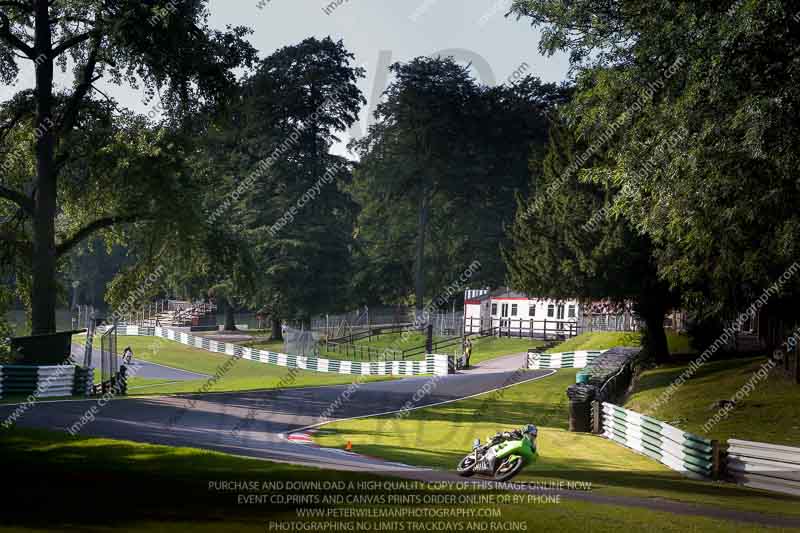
[51,30,92,57]
[0,9,36,58]
[56,213,143,257]
[0,2,31,13]
[57,33,100,135]
[0,228,32,258]
[0,183,33,213]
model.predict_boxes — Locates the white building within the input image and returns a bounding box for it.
[463,288,582,339]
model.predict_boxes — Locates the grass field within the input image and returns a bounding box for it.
[0,427,789,533]
[344,332,546,363]
[625,356,800,445]
[467,336,546,364]
[103,336,393,395]
[313,369,800,517]
[546,330,693,354]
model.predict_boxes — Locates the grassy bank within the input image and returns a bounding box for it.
[116,336,393,395]
[468,336,546,364]
[546,331,692,354]
[314,369,799,517]
[0,427,787,532]
[319,331,544,364]
[625,356,800,445]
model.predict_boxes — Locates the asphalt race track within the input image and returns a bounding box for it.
[1,353,544,472]
[3,352,799,527]
[69,344,209,382]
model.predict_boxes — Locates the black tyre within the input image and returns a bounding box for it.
[456,453,478,477]
[493,455,524,482]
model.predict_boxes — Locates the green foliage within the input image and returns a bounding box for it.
[184,38,365,322]
[504,117,679,362]
[0,1,256,333]
[509,0,800,322]
[0,286,13,362]
[351,56,567,306]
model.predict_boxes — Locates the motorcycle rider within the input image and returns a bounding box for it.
[487,424,538,453]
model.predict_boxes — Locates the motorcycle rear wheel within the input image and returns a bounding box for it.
[493,455,524,482]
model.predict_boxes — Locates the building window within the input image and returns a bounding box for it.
[511,304,518,316]
[491,303,497,316]
[529,305,535,317]
[568,305,576,318]
[547,304,555,318]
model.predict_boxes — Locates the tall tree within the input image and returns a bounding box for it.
[352,57,478,316]
[509,0,800,324]
[504,119,680,363]
[351,60,567,309]
[222,37,364,336]
[0,0,255,334]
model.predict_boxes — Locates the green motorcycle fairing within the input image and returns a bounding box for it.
[491,435,537,464]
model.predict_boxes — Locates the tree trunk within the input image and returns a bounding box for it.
[641,307,670,364]
[271,317,283,341]
[30,0,57,335]
[223,299,237,331]
[414,184,430,322]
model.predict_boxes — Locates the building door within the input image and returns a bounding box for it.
[557,304,565,330]
[500,303,509,329]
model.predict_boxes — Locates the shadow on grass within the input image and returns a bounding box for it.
[318,436,800,512]
[0,428,386,529]
[631,357,762,397]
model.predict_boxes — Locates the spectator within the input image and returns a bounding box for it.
[463,338,473,368]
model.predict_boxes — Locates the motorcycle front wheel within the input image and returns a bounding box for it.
[493,455,524,482]
[456,453,478,477]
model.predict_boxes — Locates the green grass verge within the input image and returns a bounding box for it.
[116,336,393,395]
[332,333,545,364]
[353,331,437,349]
[0,427,788,532]
[126,377,179,389]
[314,369,800,517]
[237,338,285,352]
[625,356,800,445]
[546,330,692,354]
[468,336,547,364]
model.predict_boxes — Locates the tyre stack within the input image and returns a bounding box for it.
[566,347,640,432]
[566,383,596,432]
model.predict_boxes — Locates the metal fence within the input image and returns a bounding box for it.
[727,439,800,496]
[312,307,464,338]
[581,313,639,332]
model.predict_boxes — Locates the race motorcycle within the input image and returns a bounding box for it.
[456,424,538,482]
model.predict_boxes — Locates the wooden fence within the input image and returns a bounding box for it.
[727,439,800,496]
[464,317,581,339]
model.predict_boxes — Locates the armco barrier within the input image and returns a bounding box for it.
[109,326,451,377]
[600,402,717,479]
[727,439,800,496]
[0,365,95,399]
[526,350,606,369]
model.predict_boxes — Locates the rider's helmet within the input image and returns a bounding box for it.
[524,424,538,438]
